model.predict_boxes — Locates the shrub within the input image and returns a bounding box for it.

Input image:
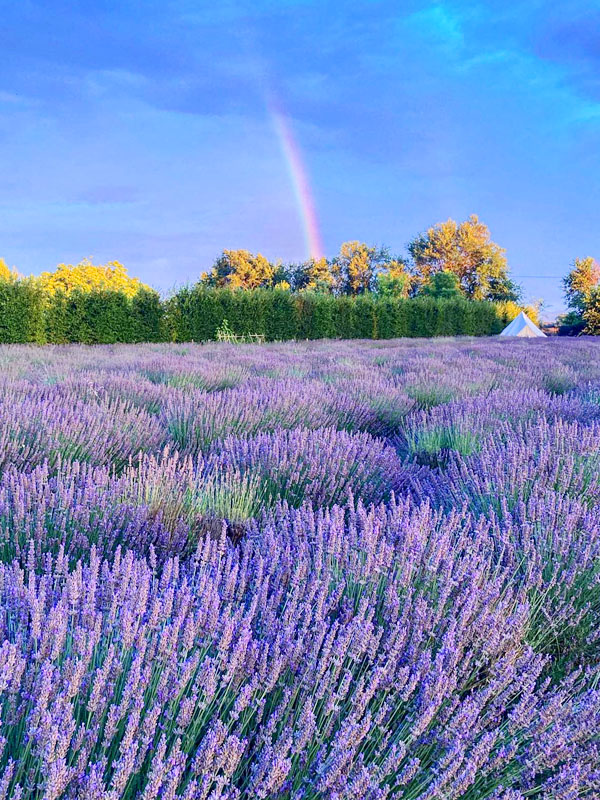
[0,279,45,343]
[0,336,599,797]
[131,287,165,342]
[419,269,462,299]
[215,427,406,508]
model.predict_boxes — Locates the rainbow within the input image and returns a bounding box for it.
[268,97,324,261]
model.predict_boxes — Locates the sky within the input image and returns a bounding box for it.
[1,0,599,318]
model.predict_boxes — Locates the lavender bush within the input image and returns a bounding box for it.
[0,337,598,798]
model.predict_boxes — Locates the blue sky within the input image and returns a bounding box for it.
[1,0,599,317]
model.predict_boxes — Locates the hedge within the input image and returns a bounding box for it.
[165,288,507,342]
[0,283,163,345]
[0,283,511,344]
[43,288,164,344]
[0,280,45,343]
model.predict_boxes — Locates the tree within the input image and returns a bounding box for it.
[419,270,462,299]
[485,276,522,303]
[583,287,600,334]
[563,257,600,314]
[408,215,510,300]
[37,259,147,297]
[271,262,292,289]
[333,241,389,295]
[375,258,412,298]
[284,257,340,293]
[202,250,276,290]
[0,259,18,282]
[304,257,341,293]
[557,311,586,336]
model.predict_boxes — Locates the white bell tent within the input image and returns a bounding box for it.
[499,311,546,338]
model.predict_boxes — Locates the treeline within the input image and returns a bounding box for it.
[0,213,540,343]
[200,215,522,303]
[5,213,599,340]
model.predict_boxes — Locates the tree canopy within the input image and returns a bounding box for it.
[583,288,600,335]
[304,257,340,293]
[375,261,412,298]
[37,259,148,297]
[408,215,512,300]
[202,250,277,290]
[563,257,600,314]
[334,241,388,295]
[0,259,19,282]
[202,244,396,296]
[192,216,523,303]
[419,270,462,299]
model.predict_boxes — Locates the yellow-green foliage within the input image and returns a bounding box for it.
[303,257,340,292]
[0,259,19,282]
[202,250,276,290]
[336,241,379,294]
[583,288,600,334]
[495,300,541,327]
[377,259,412,297]
[0,258,162,344]
[563,257,600,314]
[408,215,510,299]
[37,259,149,298]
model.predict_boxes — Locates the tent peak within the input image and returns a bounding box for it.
[500,310,546,338]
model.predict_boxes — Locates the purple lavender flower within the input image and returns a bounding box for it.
[0,337,596,797]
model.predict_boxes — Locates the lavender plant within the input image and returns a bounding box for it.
[0,337,597,797]
[0,501,597,798]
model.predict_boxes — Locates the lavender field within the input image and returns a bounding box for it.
[0,337,599,799]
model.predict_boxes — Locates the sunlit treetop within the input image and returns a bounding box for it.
[0,259,19,282]
[202,250,276,290]
[37,259,149,297]
[563,257,600,314]
[408,215,511,301]
[304,257,339,292]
